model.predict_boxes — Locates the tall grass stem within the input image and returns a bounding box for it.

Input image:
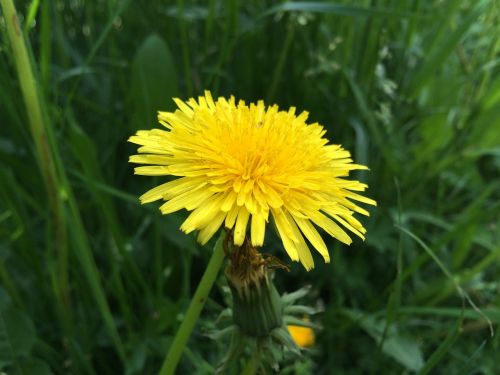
[1,0,127,361]
[0,0,70,311]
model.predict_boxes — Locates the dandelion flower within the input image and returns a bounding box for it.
[128,91,376,270]
[288,325,315,348]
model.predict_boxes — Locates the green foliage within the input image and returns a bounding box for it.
[0,0,498,373]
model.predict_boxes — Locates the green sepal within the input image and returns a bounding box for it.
[229,274,283,337]
[215,327,247,374]
[281,285,311,306]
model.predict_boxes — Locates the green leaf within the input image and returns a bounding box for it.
[125,341,147,375]
[0,305,36,364]
[398,307,500,324]
[130,34,179,131]
[261,1,432,19]
[417,317,462,375]
[10,358,54,375]
[343,309,424,372]
[0,287,11,311]
[407,2,486,97]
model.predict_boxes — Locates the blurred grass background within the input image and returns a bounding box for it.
[1,0,499,374]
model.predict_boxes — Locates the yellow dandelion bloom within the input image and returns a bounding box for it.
[288,325,315,348]
[128,91,376,270]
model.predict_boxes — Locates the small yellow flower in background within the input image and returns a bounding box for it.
[288,325,315,348]
[129,91,376,270]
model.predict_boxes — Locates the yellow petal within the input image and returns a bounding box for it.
[264,185,284,208]
[225,204,240,229]
[197,211,226,245]
[134,166,170,176]
[272,208,298,243]
[233,207,250,245]
[180,194,225,233]
[251,213,266,247]
[236,187,249,207]
[285,212,314,270]
[343,191,377,206]
[307,210,352,245]
[293,216,330,262]
[272,210,299,261]
[288,325,315,348]
[329,213,365,240]
[160,188,214,214]
[244,195,258,215]
[173,98,194,116]
[139,177,205,204]
[221,191,237,212]
[204,90,216,110]
[129,155,173,165]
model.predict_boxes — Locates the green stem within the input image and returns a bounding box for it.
[0,0,56,203]
[241,348,260,375]
[158,234,226,375]
[209,0,239,93]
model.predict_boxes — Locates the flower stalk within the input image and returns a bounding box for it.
[159,234,226,375]
[241,348,260,375]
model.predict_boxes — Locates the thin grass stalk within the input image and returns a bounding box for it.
[203,0,217,56]
[22,0,40,35]
[475,4,499,101]
[266,19,295,103]
[177,0,193,96]
[209,0,239,93]
[65,0,131,107]
[39,0,51,95]
[379,178,403,350]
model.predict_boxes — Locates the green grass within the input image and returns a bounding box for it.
[1,0,499,373]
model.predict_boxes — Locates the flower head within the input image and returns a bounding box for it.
[288,325,315,348]
[129,91,375,270]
